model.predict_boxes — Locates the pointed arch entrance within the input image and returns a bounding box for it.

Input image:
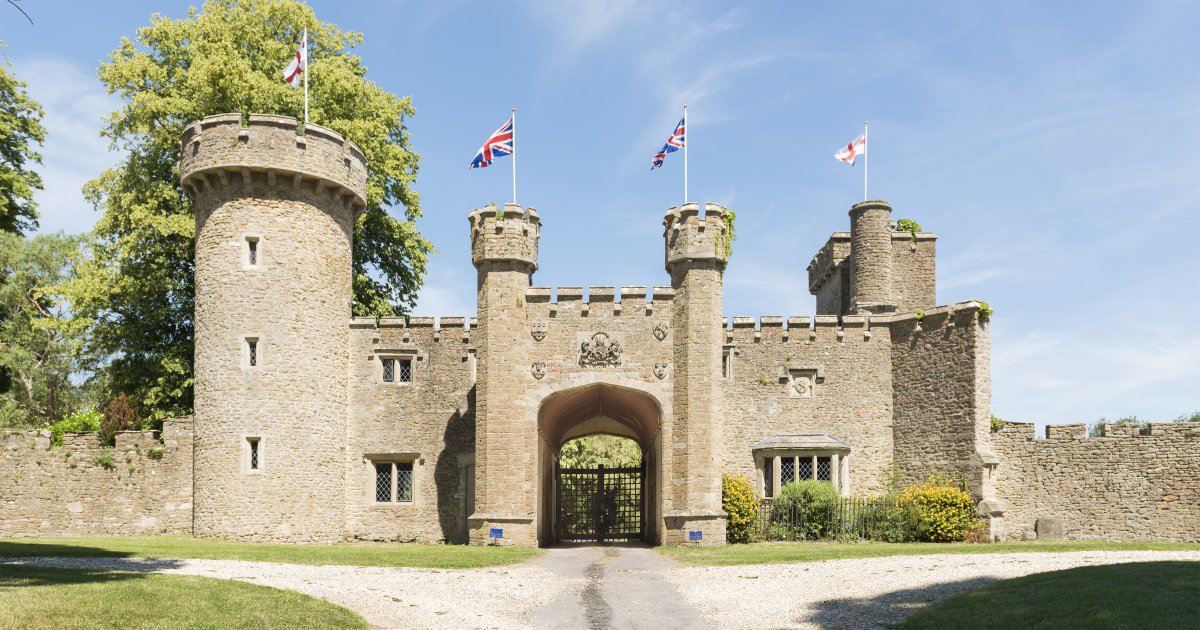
[536,383,663,545]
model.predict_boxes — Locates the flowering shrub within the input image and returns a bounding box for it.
[900,474,976,542]
[721,473,759,544]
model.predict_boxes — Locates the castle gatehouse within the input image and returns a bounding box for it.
[2,114,1194,545]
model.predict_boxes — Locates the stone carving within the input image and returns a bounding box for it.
[531,362,546,380]
[653,322,669,341]
[788,369,816,399]
[653,362,669,380]
[578,332,622,367]
[531,321,548,342]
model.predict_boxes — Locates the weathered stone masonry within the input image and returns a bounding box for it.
[4,114,1194,545]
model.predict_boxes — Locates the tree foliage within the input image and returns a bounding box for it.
[0,232,91,427]
[64,0,431,421]
[558,434,642,468]
[0,41,46,235]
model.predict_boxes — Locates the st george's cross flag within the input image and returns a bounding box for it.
[469,117,515,169]
[835,133,866,166]
[650,117,686,170]
[283,34,307,88]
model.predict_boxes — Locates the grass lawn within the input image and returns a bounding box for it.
[0,535,541,569]
[902,561,1200,629]
[658,539,1200,566]
[0,563,368,629]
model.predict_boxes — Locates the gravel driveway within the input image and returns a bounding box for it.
[5,549,1198,629]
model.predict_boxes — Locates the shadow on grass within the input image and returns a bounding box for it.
[0,541,186,586]
[0,540,136,559]
[803,575,1001,629]
[0,563,173,589]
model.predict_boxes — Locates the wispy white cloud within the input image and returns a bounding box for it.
[16,56,118,236]
[412,262,474,318]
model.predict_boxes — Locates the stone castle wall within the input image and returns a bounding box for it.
[993,421,1200,542]
[717,315,895,497]
[890,303,991,496]
[347,317,476,543]
[0,418,194,537]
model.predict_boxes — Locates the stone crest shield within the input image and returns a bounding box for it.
[531,321,548,342]
[653,362,669,380]
[653,322,668,341]
[531,362,546,379]
[578,332,622,367]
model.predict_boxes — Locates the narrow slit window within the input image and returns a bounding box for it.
[247,338,258,367]
[398,359,413,383]
[375,463,392,502]
[247,238,259,266]
[248,438,260,470]
[721,350,731,380]
[382,358,395,383]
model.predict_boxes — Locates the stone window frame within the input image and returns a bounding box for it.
[242,233,263,270]
[756,449,850,498]
[243,436,264,474]
[242,334,262,370]
[376,349,419,386]
[721,345,734,381]
[365,453,419,506]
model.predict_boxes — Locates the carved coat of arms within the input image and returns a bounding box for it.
[578,332,622,367]
[653,322,668,341]
[531,362,546,379]
[653,362,669,380]
[531,321,548,342]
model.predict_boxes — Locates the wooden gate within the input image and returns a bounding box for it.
[556,464,642,543]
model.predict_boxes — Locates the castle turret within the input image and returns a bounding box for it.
[848,199,897,314]
[181,113,366,542]
[467,203,541,545]
[663,202,729,544]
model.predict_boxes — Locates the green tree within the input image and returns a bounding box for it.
[0,41,46,235]
[558,434,643,468]
[65,0,431,421]
[0,232,91,427]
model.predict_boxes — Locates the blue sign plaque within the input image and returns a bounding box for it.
[688,530,703,542]
[489,527,504,539]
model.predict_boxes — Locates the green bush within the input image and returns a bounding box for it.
[146,448,164,461]
[46,410,102,447]
[895,218,922,235]
[773,480,840,540]
[721,473,759,544]
[94,453,116,470]
[900,475,977,542]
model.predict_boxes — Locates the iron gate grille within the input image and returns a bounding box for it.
[557,465,642,542]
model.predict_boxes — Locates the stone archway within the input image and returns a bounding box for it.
[536,383,663,545]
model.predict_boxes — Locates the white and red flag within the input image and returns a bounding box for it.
[282,32,307,88]
[834,133,866,166]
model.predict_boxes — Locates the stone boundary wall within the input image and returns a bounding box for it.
[993,421,1200,541]
[0,417,194,537]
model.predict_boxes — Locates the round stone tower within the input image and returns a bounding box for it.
[180,113,367,542]
[848,199,896,315]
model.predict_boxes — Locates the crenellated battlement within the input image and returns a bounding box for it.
[468,203,541,271]
[524,286,676,314]
[180,113,367,213]
[996,420,1200,442]
[663,202,731,273]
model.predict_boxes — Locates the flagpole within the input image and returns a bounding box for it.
[863,121,868,201]
[511,107,517,205]
[303,28,309,125]
[683,104,688,205]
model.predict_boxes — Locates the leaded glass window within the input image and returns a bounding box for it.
[248,239,258,265]
[763,459,773,498]
[780,457,795,485]
[397,462,413,502]
[249,438,259,470]
[375,463,392,502]
[382,358,395,383]
[398,359,413,383]
[817,456,832,481]
[798,458,813,481]
[247,339,257,367]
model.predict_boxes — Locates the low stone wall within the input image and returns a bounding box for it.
[0,417,194,537]
[993,421,1200,541]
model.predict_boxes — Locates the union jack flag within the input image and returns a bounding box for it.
[650,117,686,170]
[469,117,514,169]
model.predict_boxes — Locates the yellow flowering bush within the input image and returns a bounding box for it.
[899,474,976,542]
[722,473,759,544]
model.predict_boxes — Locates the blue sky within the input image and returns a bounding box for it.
[3,0,1197,428]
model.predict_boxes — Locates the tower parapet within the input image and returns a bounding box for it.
[468,203,541,272]
[664,202,730,275]
[183,114,365,542]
